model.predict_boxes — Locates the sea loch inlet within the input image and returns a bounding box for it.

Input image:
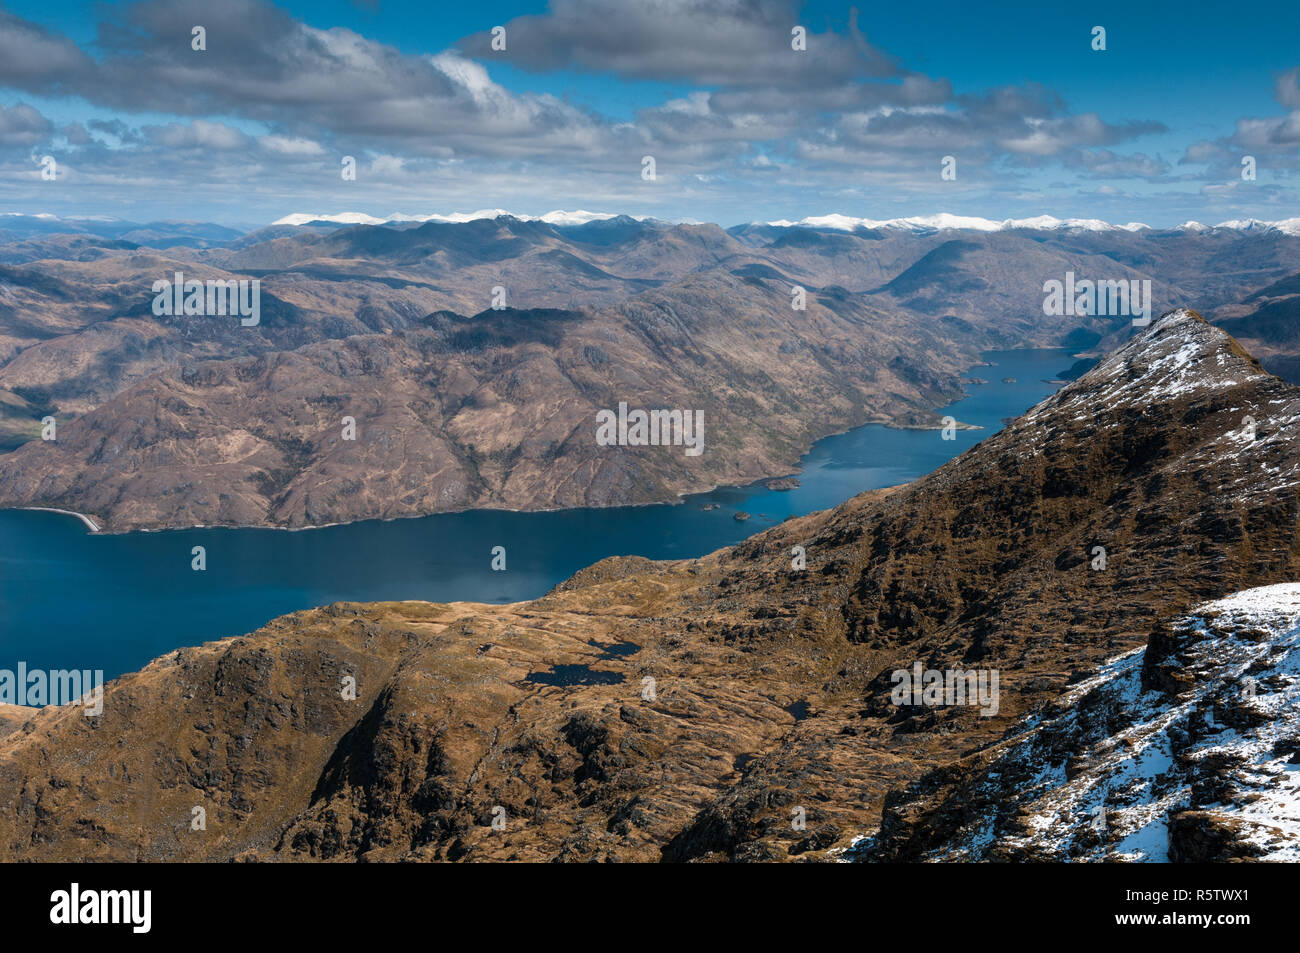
[0,350,1067,682]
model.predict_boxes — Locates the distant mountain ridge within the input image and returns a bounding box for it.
[270,210,642,228]
[10,209,1300,243]
[762,213,1300,235]
[5,214,1300,528]
[0,213,245,247]
[266,211,1300,236]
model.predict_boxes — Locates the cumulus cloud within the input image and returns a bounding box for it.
[1276,68,1300,111]
[0,11,93,93]
[786,87,1163,174]
[1181,64,1300,175]
[1064,149,1170,180]
[0,103,53,147]
[144,120,251,151]
[259,135,327,157]
[0,0,613,160]
[0,0,1183,222]
[458,0,900,87]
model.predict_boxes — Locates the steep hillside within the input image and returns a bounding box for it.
[5,218,1300,529]
[0,270,973,531]
[0,310,1297,861]
[858,584,1300,862]
[1213,273,1300,383]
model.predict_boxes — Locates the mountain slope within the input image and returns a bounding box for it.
[0,269,974,531]
[0,310,1297,861]
[1212,274,1300,383]
[858,584,1300,862]
[5,218,1300,529]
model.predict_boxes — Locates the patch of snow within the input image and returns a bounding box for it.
[271,212,389,226]
[872,584,1300,862]
[759,214,1300,236]
[763,213,1142,233]
[270,209,633,228]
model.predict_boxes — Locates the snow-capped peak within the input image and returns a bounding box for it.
[1029,308,1267,420]
[1212,217,1300,236]
[762,213,1149,233]
[271,212,389,227]
[270,209,628,228]
[760,213,1300,236]
[1215,217,1272,231]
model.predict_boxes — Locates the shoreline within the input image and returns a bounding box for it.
[3,348,1062,538]
[0,418,972,537]
[19,507,100,533]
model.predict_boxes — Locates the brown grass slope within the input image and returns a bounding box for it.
[0,269,974,531]
[0,310,1297,861]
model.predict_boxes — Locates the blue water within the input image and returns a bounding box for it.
[0,349,1068,680]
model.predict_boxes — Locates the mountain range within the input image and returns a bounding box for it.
[2,215,1300,531]
[14,210,1300,238]
[1,310,1296,861]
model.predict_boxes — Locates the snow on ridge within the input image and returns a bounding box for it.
[766,213,1001,232]
[1038,583,1300,863]
[11,210,1300,235]
[1010,306,1300,482]
[1024,309,1259,424]
[762,213,1141,232]
[1192,583,1300,625]
[886,583,1300,863]
[841,584,1300,863]
[273,210,1160,233]
[271,212,389,226]
[761,213,1300,235]
[270,209,630,228]
[785,213,1149,232]
[1213,217,1300,236]
[539,210,626,226]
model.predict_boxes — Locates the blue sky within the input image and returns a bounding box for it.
[1,0,1298,227]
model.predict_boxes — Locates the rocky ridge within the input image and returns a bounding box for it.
[0,311,1296,861]
[856,584,1300,862]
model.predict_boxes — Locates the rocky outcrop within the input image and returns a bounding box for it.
[858,584,1300,862]
[0,311,1297,861]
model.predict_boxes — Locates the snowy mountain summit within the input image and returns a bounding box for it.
[856,583,1300,862]
[1033,308,1270,413]
[1020,308,1300,505]
[760,213,1300,235]
[847,311,1300,863]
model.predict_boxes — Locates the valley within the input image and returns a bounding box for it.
[0,347,1068,682]
[1,310,1295,862]
[3,215,1300,532]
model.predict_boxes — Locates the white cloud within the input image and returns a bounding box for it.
[260,135,326,157]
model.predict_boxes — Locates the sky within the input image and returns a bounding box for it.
[1,0,1299,228]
